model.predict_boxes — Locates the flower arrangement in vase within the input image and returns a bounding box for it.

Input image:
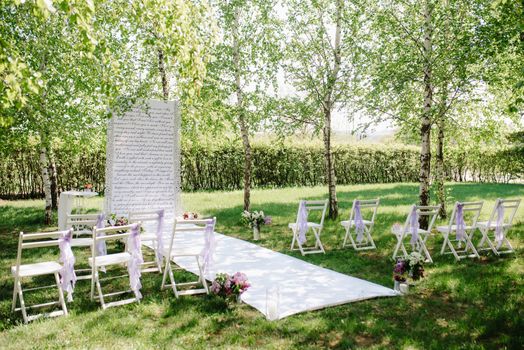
[393,252,425,294]
[211,272,250,304]
[241,210,271,240]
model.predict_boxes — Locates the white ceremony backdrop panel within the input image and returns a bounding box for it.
[105,100,182,233]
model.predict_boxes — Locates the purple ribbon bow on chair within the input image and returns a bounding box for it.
[495,201,505,247]
[354,200,366,243]
[410,206,419,246]
[456,203,466,241]
[96,213,106,257]
[156,209,165,262]
[298,201,308,245]
[59,229,77,302]
[200,218,216,273]
[127,223,144,300]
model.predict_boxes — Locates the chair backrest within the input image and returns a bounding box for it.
[402,205,441,233]
[166,218,217,257]
[91,223,142,265]
[349,198,380,224]
[67,213,100,237]
[485,198,521,227]
[296,200,328,227]
[446,201,483,229]
[13,230,70,277]
[129,210,162,233]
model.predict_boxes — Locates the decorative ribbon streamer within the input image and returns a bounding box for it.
[200,218,216,273]
[96,213,106,257]
[58,229,77,302]
[297,201,308,245]
[455,203,466,241]
[495,201,505,248]
[156,209,165,262]
[410,205,419,246]
[127,223,144,300]
[353,200,366,243]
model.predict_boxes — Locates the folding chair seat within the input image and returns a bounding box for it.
[341,199,380,250]
[129,210,165,273]
[66,213,105,280]
[89,223,144,309]
[392,205,440,263]
[437,201,482,261]
[161,218,216,298]
[289,200,328,256]
[476,198,520,255]
[11,230,73,323]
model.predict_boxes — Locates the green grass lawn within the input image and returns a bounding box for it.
[0,182,523,349]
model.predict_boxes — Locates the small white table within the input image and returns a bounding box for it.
[58,190,98,230]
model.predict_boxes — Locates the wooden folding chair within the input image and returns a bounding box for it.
[437,201,482,261]
[161,218,215,298]
[392,205,440,263]
[129,210,164,273]
[66,213,103,280]
[476,198,520,255]
[89,223,143,309]
[341,198,380,250]
[11,230,69,324]
[289,200,328,255]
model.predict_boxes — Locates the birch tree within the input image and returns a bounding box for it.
[363,0,491,220]
[282,0,368,219]
[195,0,282,211]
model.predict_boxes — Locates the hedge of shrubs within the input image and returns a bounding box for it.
[0,142,521,198]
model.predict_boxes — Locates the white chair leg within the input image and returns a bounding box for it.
[418,237,433,263]
[392,236,402,260]
[312,228,325,254]
[342,226,350,247]
[196,257,209,294]
[290,228,297,250]
[11,278,18,312]
[54,272,68,316]
[17,280,28,324]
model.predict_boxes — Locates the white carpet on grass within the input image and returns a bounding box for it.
[146,229,398,320]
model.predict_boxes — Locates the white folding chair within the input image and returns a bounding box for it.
[89,223,143,309]
[11,230,69,324]
[161,218,215,298]
[66,213,102,280]
[289,200,328,256]
[392,205,440,263]
[129,210,164,273]
[437,201,482,261]
[341,198,380,250]
[476,198,520,255]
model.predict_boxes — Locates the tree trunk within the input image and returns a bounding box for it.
[419,0,434,228]
[435,117,446,219]
[233,8,251,211]
[321,0,343,220]
[158,48,169,100]
[39,134,53,225]
[323,106,338,219]
[48,147,58,210]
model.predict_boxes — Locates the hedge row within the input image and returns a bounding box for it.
[0,143,522,198]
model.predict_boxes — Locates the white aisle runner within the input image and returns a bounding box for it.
[159,231,398,320]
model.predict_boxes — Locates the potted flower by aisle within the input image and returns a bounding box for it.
[241,210,272,240]
[392,252,425,294]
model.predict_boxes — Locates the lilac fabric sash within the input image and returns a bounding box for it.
[297,201,308,244]
[58,229,77,302]
[495,202,505,247]
[156,209,165,261]
[96,213,106,256]
[409,206,419,246]
[353,200,366,243]
[127,223,144,299]
[200,218,216,273]
[455,203,466,241]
